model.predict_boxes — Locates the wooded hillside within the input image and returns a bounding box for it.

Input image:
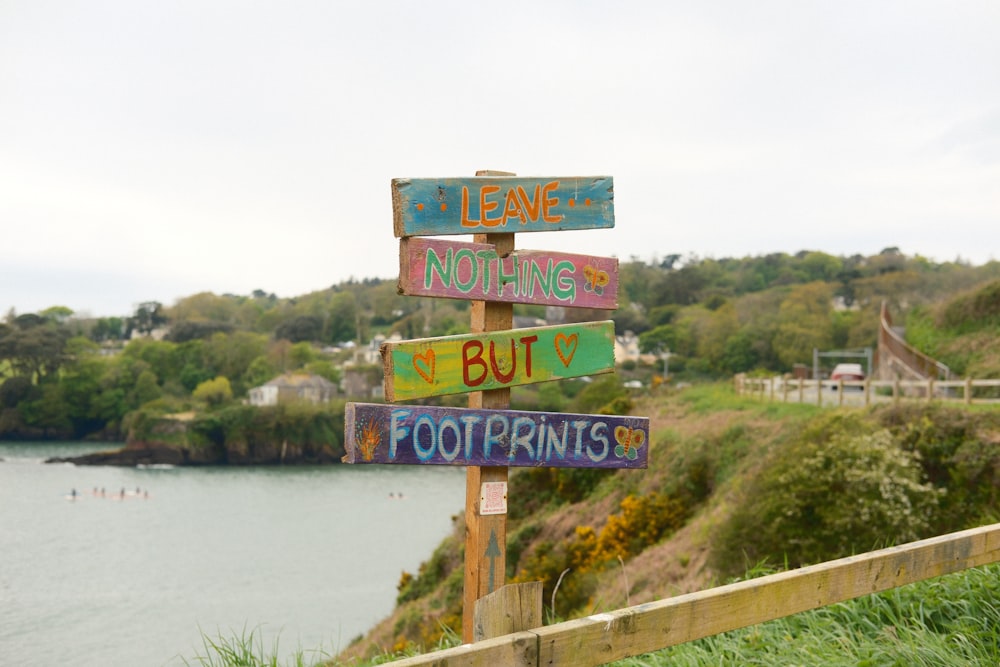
[2,248,997,441]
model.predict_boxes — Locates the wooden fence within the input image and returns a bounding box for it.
[386,523,1000,666]
[735,374,1000,407]
[879,301,952,380]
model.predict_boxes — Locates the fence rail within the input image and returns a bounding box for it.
[735,374,1000,406]
[387,523,1000,666]
[879,301,952,380]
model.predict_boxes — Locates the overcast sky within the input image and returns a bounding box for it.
[2,1,998,318]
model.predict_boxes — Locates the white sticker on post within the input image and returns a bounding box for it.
[480,481,508,516]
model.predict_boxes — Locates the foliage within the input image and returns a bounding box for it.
[193,376,234,407]
[937,278,1000,331]
[508,467,615,521]
[511,492,688,618]
[571,375,630,414]
[711,414,943,577]
[4,250,1000,442]
[878,403,1000,530]
[396,536,462,606]
[124,401,346,463]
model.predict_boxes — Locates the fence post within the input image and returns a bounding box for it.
[838,379,844,406]
[816,378,822,407]
[864,379,871,407]
[893,379,900,404]
[927,378,934,402]
[966,377,973,405]
[769,376,775,402]
[782,375,790,403]
[798,378,804,404]
[473,581,543,642]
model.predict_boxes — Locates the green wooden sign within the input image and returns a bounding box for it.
[381,321,615,401]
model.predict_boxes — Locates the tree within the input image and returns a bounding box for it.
[60,340,112,436]
[274,315,323,343]
[244,356,277,390]
[193,376,233,408]
[326,291,359,343]
[128,301,167,337]
[165,320,234,343]
[288,342,317,370]
[40,306,74,323]
[91,317,125,342]
[772,282,835,369]
[132,369,162,406]
[20,381,72,436]
[202,331,268,391]
[0,315,71,383]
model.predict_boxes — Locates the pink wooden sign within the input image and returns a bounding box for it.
[398,237,618,310]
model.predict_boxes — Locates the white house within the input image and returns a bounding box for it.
[248,373,338,407]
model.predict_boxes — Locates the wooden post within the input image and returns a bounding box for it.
[864,378,871,406]
[464,169,515,643]
[816,378,823,407]
[838,379,844,406]
[473,581,544,641]
[966,377,973,405]
[798,378,804,404]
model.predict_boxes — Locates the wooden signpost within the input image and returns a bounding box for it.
[345,403,649,469]
[399,237,619,309]
[346,170,646,643]
[392,176,614,236]
[381,321,616,402]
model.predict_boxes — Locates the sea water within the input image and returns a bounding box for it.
[0,442,465,666]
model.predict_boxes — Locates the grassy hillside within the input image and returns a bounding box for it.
[333,385,1000,662]
[905,278,1000,378]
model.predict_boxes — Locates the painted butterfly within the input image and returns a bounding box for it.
[583,265,611,296]
[614,425,645,460]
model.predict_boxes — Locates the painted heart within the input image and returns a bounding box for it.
[554,332,578,367]
[413,349,436,384]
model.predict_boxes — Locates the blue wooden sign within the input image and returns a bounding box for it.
[344,402,649,469]
[392,176,614,237]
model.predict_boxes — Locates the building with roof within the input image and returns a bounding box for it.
[247,372,338,407]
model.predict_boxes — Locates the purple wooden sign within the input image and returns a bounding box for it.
[398,238,619,310]
[344,402,648,469]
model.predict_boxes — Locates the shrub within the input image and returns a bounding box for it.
[711,425,942,577]
[880,403,1000,530]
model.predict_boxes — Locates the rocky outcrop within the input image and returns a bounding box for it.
[46,413,344,466]
[47,444,186,466]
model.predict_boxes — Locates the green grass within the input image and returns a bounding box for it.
[610,563,1000,667]
[677,381,818,419]
[181,626,331,667]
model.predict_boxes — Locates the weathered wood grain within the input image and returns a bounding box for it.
[465,222,515,643]
[381,321,616,401]
[535,522,1000,665]
[474,582,544,642]
[343,403,650,468]
[368,522,1000,667]
[398,237,619,309]
[383,632,539,667]
[392,176,614,237]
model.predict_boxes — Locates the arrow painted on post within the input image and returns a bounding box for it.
[486,528,501,593]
